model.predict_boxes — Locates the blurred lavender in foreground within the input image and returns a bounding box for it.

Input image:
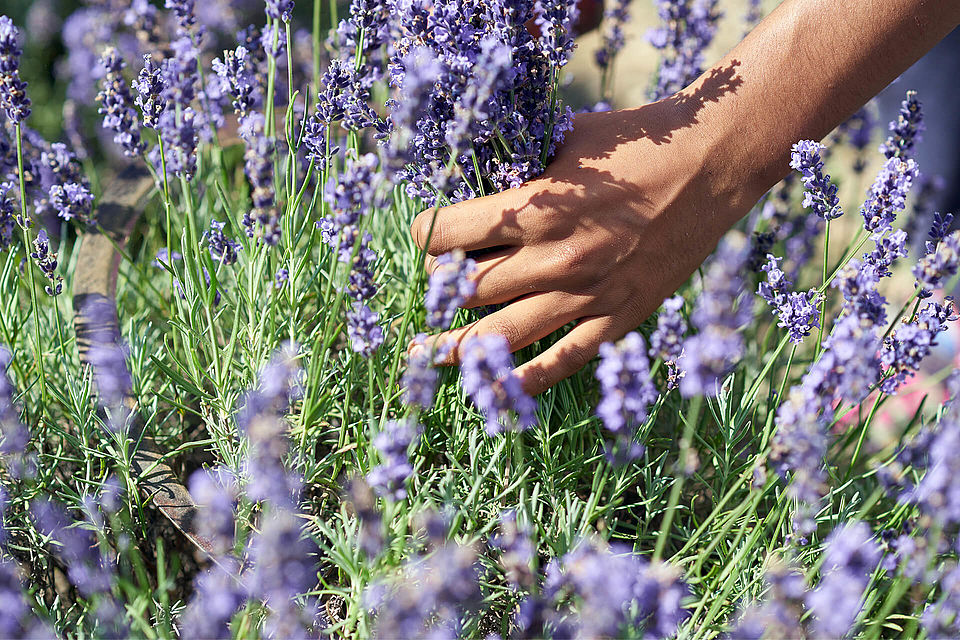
[460,334,537,435]
[0,16,32,124]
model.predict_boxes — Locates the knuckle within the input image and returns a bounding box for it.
[553,239,590,274]
[555,339,595,372]
[483,316,523,348]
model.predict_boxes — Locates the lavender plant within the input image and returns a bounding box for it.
[0,4,958,640]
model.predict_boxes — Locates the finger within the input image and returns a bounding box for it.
[513,315,620,396]
[425,291,589,365]
[465,246,553,307]
[410,190,526,255]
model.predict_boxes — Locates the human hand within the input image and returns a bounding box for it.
[410,84,763,395]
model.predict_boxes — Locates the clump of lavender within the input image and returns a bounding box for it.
[134,54,165,129]
[460,334,537,435]
[881,90,924,160]
[179,559,245,639]
[0,16,31,124]
[388,0,574,203]
[491,511,536,590]
[679,232,751,397]
[881,301,957,393]
[367,419,420,500]
[425,250,476,329]
[204,220,241,265]
[49,182,94,225]
[596,332,658,436]
[96,47,145,157]
[806,522,881,638]
[757,254,822,344]
[860,156,918,234]
[647,0,722,100]
[833,258,889,325]
[790,140,842,220]
[30,229,62,296]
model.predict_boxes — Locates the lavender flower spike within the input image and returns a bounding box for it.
[679,232,751,397]
[0,16,31,123]
[460,334,537,435]
[758,254,822,344]
[134,54,165,129]
[367,419,421,500]
[595,332,658,434]
[425,250,476,329]
[96,47,145,157]
[860,156,918,234]
[914,230,960,295]
[30,229,63,296]
[347,302,384,357]
[49,182,94,225]
[881,90,924,160]
[790,140,842,220]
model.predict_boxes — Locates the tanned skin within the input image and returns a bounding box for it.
[410,0,960,395]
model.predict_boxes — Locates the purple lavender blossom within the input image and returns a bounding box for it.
[30,229,62,296]
[346,301,384,357]
[32,499,115,598]
[880,90,924,160]
[367,420,420,500]
[541,540,690,638]
[732,561,806,639]
[806,522,881,638]
[0,560,48,637]
[204,220,241,265]
[595,332,658,436]
[188,467,238,555]
[790,140,842,220]
[534,0,579,67]
[914,230,960,295]
[595,0,631,71]
[324,153,380,235]
[460,334,537,434]
[96,48,145,157]
[769,387,828,502]
[881,301,957,393]
[491,511,536,590]
[245,509,320,637]
[49,182,94,225]
[679,233,750,397]
[924,211,954,256]
[134,54,166,129]
[265,0,296,23]
[369,542,482,638]
[425,250,476,329]
[152,107,200,181]
[834,105,876,174]
[0,16,31,124]
[402,335,446,410]
[863,229,908,278]
[860,156,918,234]
[179,559,245,640]
[833,258,888,326]
[240,113,279,244]
[649,295,687,389]
[275,267,288,289]
[165,0,198,34]
[757,254,822,344]
[212,46,258,123]
[647,0,721,100]
[0,182,14,251]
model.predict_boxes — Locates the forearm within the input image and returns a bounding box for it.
[689,0,960,223]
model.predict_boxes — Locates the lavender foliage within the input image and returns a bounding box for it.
[367,420,420,500]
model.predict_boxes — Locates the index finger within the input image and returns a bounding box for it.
[410,188,527,255]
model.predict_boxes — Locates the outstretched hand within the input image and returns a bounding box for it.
[410,95,761,395]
